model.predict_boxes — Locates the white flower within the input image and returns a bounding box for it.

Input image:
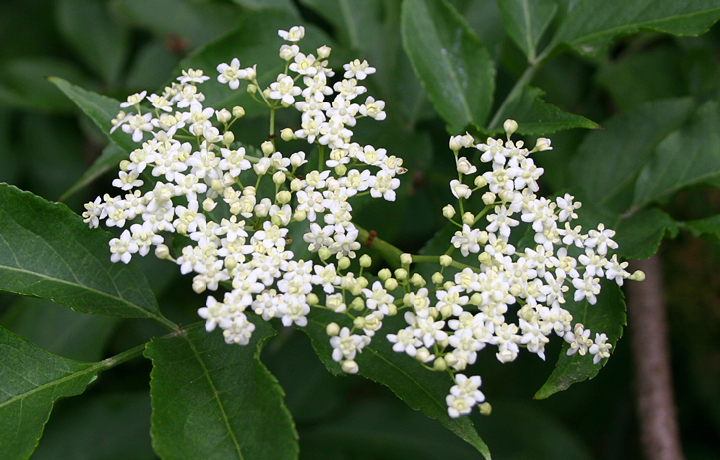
[359,96,386,120]
[217,58,246,90]
[120,91,147,108]
[450,179,472,199]
[178,68,210,84]
[368,170,400,201]
[278,26,305,42]
[330,327,365,361]
[109,230,138,264]
[122,113,153,142]
[343,59,376,80]
[589,333,612,364]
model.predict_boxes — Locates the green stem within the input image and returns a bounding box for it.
[356,224,404,268]
[98,341,148,371]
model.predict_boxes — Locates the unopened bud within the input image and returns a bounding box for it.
[359,254,372,268]
[192,279,206,293]
[232,106,245,118]
[440,304,453,318]
[503,119,518,137]
[247,84,257,95]
[202,197,217,211]
[439,255,452,267]
[222,131,235,146]
[334,164,347,176]
[119,160,130,171]
[534,137,552,152]
[272,171,286,185]
[350,297,365,310]
[216,108,232,123]
[341,359,358,374]
[270,215,283,226]
[482,192,496,205]
[433,357,447,371]
[326,322,340,336]
[378,268,392,281]
[394,268,408,281]
[261,141,274,156]
[353,316,366,329]
[410,273,425,287]
[338,257,351,270]
[442,204,456,219]
[155,244,170,259]
[317,45,332,58]
[478,252,492,265]
[280,127,295,141]
[479,402,492,415]
[400,253,413,265]
[276,190,291,204]
[384,278,399,291]
[318,247,332,261]
[431,272,444,285]
[462,212,475,225]
[293,209,306,221]
[630,270,645,282]
[224,257,237,270]
[307,293,319,305]
[387,304,398,316]
[416,347,433,363]
[290,178,303,192]
[474,175,487,188]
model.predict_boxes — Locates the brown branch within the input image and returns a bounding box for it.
[627,255,685,460]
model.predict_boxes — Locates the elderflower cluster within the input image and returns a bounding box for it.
[82,25,640,421]
[83,26,404,353]
[385,120,641,418]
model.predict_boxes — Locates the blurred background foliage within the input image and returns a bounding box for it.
[1,0,720,458]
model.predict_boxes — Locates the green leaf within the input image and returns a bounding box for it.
[59,143,126,201]
[0,57,91,113]
[534,279,626,399]
[0,184,165,322]
[109,0,242,51]
[633,100,720,208]
[145,322,299,460]
[302,310,492,459]
[614,207,678,259]
[178,10,332,119]
[234,0,298,14]
[56,0,129,86]
[0,325,101,460]
[685,214,720,240]
[299,0,382,51]
[1,297,119,362]
[496,0,558,61]
[547,0,720,56]
[488,85,599,134]
[401,0,495,133]
[49,77,136,154]
[568,98,695,214]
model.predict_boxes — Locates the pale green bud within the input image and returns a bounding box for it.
[378,268,392,281]
[222,131,235,147]
[262,88,271,99]
[394,268,408,281]
[400,253,413,265]
[155,244,170,259]
[410,273,425,287]
[326,322,340,336]
[478,252,491,265]
[271,215,283,226]
[216,108,232,123]
[224,257,237,270]
[359,254,372,268]
[280,127,295,141]
[353,316,366,329]
[503,119,518,137]
[474,175,487,188]
[341,359,358,374]
[462,212,475,225]
[202,197,217,212]
[261,141,274,156]
[232,106,246,118]
[439,255,452,267]
[630,270,645,281]
[440,304,453,319]
[338,256,351,270]
[119,160,130,171]
[384,278,399,291]
[247,84,257,95]
[293,210,306,221]
[350,297,365,311]
[482,192,496,205]
[433,357,447,371]
[431,272,444,285]
[479,402,492,416]
[318,247,332,261]
[307,293,319,305]
[317,45,332,58]
[272,171,286,185]
[357,277,368,289]
[415,347,433,363]
[334,164,347,176]
[276,190,291,204]
[442,205,456,219]
[470,293,483,305]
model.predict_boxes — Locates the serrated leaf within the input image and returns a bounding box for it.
[568,98,695,214]
[49,77,136,154]
[614,207,678,259]
[60,143,126,201]
[497,0,558,61]
[488,85,599,134]
[401,0,495,133]
[299,0,382,51]
[633,100,720,208]
[56,0,129,85]
[301,310,491,459]
[685,214,720,240]
[0,184,165,321]
[534,279,625,399]
[178,10,331,119]
[547,0,720,56]
[145,322,299,460]
[0,326,102,460]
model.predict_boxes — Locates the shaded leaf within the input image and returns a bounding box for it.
[1,297,119,362]
[302,310,491,459]
[0,58,91,113]
[300,0,383,51]
[568,98,695,214]
[49,77,136,154]
[56,0,129,85]
[401,0,495,133]
[633,100,720,208]
[0,184,164,321]
[614,207,678,259]
[145,322,298,460]
[685,214,720,240]
[234,0,298,14]
[0,326,101,460]
[488,85,599,134]
[548,0,720,56]
[497,0,558,61]
[60,143,126,201]
[535,279,625,399]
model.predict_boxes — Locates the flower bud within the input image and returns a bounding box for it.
[280,128,295,141]
[307,293,319,305]
[474,175,487,188]
[119,160,131,171]
[338,256,351,270]
[479,402,492,416]
[192,279,207,293]
[630,270,646,281]
[357,277,368,289]
[456,157,476,175]
[353,316,366,329]
[243,186,257,197]
[203,197,217,211]
[276,190,291,204]
[478,252,491,265]
[350,297,365,310]
[244,65,257,81]
[318,247,332,261]
[482,192,496,205]
[359,254,372,267]
[498,190,514,203]
[317,45,332,58]
[470,293,483,305]
[410,273,426,287]
[400,253,413,265]
[290,178,303,192]
[462,212,475,225]
[342,359,359,374]
[216,108,232,123]
[503,119,518,137]
[271,215,283,226]
[442,281,454,292]
[247,84,257,94]
[261,141,274,156]
[293,209,306,221]
[444,353,458,367]
[416,347,433,363]
[442,205,456,219]
[431,272,444,285]
[326,322,340,336]
[272,171,286,185]
[509,284,522,297]
[334,164,347,176]
[155,244,170,259]
[232,106,245,118]
[433,357,447,371]
[378,268,392,281]
[254,202,269,218]
[350,283,363,296]
[224,257,237,271]
[534,137,552,152]
[439,255,452,267]
[387,304,398,316]
[440,304,453,319]
[394,268,408,281]
[384,278,399,291]
[222,131,235,146]
[262,88,271,99]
